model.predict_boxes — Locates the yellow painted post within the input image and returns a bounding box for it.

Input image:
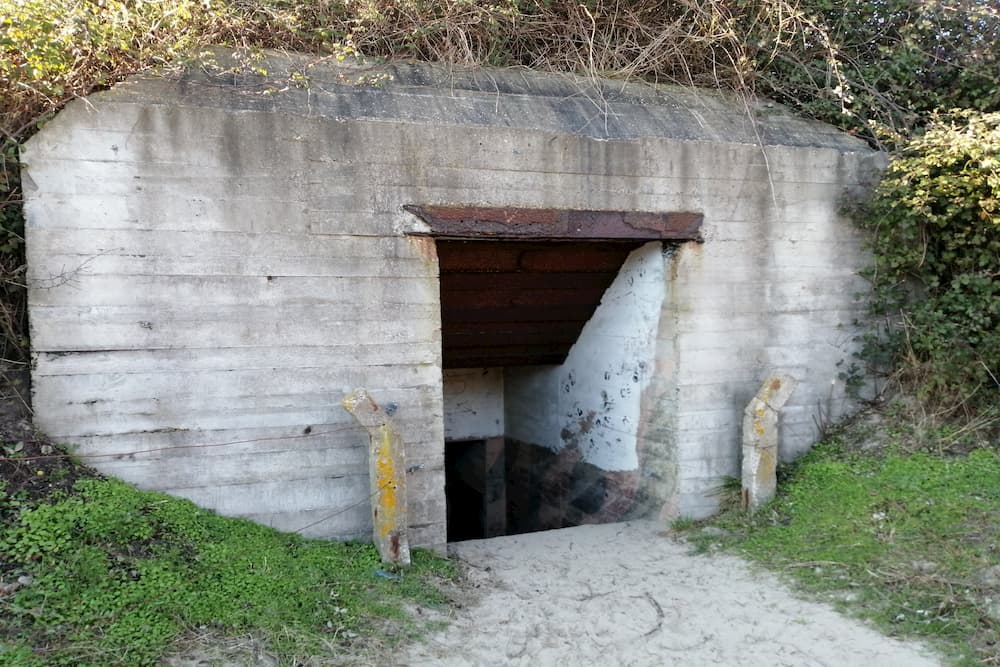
[342,389,411,566]
[741,374,796,512]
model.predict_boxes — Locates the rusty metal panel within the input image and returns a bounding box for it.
[437,241,635,272]
[436,240,644,368]
[442,304,598,324]
[440,272,615,291]
[407,205,702,242]
[443,287,610,310]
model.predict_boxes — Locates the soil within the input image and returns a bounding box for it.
[0,409,95,509]
[391,522,943,667]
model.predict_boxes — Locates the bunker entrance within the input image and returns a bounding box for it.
[438,240,645,541]
[409,205,703,542]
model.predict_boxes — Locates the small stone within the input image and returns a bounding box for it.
[974,565,1000,588]
[16,575,33,587]
[829,591,860,603]
[984,600,1000,623]
[910,560,938,574]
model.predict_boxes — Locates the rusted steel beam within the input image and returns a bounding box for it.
[406,205,703,241]
[443,324,584,348]
[442,304,599,324]
[443,342,571,361]
[436,240,638,273]
[444,352,567,368]
[342,389,411,566]
[442,287,610,309]
[440,271,616,291]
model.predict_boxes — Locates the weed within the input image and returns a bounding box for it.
[670,517,697,532]
[707,475,744,513]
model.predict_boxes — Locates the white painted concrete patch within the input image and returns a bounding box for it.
[504,242,665,472]
[443,368,505,441]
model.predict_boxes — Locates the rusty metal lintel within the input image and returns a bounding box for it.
[405,205,703,242]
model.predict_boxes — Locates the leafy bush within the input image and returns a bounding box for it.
[759,0,1000,147]
[859,110,999,416]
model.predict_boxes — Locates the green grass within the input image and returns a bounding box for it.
[684,424,1000,666]
[0,477,455,666]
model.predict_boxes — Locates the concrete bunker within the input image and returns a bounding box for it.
[21,51,885,550]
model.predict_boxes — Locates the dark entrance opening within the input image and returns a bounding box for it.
[438,239,642,541]
[444,439,485,542]
[408,205,704,541]
[444,434,507,542]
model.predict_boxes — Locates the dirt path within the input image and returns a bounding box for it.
[394,521,941,667]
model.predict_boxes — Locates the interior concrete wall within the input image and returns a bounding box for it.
[501,243,666,527]
[22,51,885,544]
[442,368,504,441]
[504,242,665,471]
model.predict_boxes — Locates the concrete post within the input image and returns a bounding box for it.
[342,389,411,566]
[741,374,797,512]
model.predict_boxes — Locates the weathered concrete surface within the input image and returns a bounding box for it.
[504,243,666,473]
[741,375,797,511]
[442,368,504,441]
[395,523,942,667]
[22,49,885,544]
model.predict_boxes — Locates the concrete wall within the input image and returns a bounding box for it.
[22,52,884,544]
[505,242,665,469]
[442,368,504,441]
[501,242,666,527]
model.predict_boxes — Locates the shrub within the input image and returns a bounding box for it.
[859,110,999,416]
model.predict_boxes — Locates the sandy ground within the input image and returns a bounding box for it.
[393,521,942,667]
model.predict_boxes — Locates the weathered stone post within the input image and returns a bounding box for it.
[742,374,797,512]
[342,389,411,566]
